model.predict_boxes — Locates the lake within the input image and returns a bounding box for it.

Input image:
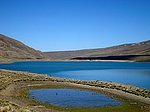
[0,61,150,89]
[29,88,121,107]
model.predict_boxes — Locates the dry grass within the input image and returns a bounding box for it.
[0,100,32,112]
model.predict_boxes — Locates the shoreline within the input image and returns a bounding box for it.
[0,69,150,100]
[0,69,150,111]
[26,82,150,105]
[0,59,147,64]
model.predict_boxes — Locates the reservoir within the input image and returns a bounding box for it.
[0,61,150,89]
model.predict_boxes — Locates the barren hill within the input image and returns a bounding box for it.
[45,40,150,62]
[0,34,47,62]
[0,34,149,62]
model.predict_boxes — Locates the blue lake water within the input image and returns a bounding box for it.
[29,88,121,107]
[0,61,150,89]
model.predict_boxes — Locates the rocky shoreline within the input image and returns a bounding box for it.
[0,69,150,112]
[1,69,149,98]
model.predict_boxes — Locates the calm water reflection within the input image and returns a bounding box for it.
[29,88,121,107]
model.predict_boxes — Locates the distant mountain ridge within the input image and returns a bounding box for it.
[0,34,47,62]
[0,34,149,62]
[45,40,150,62]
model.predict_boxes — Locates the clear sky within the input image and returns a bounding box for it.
[0,0,150,51]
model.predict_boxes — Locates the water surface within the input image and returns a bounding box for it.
[54,69,150,89]
[0,61,150,89]
[29,88,121,107]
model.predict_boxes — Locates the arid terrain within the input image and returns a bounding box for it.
[0,34,150,62]
[0,69,150,112]
[45,40,150,62]
[0,34,47,62]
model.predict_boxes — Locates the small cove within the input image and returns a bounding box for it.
[28,88,121,107]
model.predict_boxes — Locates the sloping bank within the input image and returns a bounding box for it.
[0,69,150,111]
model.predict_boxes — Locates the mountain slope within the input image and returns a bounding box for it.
[0,34,47,62]
[45,40,150,62]
[0,34,149,62]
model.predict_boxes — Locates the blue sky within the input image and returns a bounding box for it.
[0,0,150,51]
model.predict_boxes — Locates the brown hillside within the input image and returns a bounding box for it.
[0,34,47,61]
[45,40,150,62]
